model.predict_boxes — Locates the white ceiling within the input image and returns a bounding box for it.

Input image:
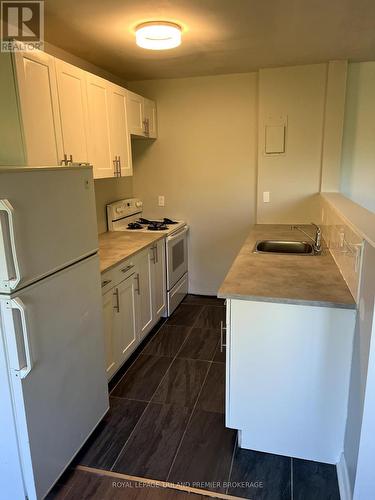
[45,0,375,81]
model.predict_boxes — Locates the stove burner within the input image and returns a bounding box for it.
[127,222,143,230]
[138,218,152,225]
[163,218,178,224]
[147,221,168,231]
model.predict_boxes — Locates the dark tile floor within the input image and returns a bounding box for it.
[48,294,340,500]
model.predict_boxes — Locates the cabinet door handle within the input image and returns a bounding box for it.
[118,156,121,177]
[155,244,158,263]
[121,264,134,273]
[113,288,120,312]
[101,279,112,288]
[220,320,227,352]
[61,153,68,166]
[68,154,73,164]
[135,273,140,295]
[150,246,156,263]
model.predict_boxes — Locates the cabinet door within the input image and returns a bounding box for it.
[116,274,138,362]
[152,239,166,318]
[55,59,89,164]
[102,287,117,379]
[127,90,145,136]
[86,73,114,178]
[143,98,158,139]
[109,84,133,177]
[13,50,63,166]
[135,249,153,339]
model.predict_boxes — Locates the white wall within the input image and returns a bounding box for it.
[257,64,327,223]
[129,73,258,295]
[353,301,375,499]
[95,177,133,234]
[344,243,375,495]
[341,62,375,213]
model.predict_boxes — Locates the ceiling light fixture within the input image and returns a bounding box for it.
[135,21,182,50]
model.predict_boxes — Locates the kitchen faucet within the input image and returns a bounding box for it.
[291,222,322,254]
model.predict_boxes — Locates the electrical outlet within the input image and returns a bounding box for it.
[263,191,270,203]
[158,195,165,207]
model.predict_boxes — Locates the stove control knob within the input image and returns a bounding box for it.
[135,201,142,208]
[116,207,123,214]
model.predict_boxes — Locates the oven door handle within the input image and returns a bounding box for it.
[166,226,189,242]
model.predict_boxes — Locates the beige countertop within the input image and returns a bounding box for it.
[218,224,356,309]
[98,231,165,273]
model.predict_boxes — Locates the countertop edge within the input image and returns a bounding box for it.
[217,291,357,310]
[100,234,165,274]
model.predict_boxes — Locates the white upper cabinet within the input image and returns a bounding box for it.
[127,90,144,136]
[127,90,158,139]
[143,98,158,139]
[8,50,156,175]
[108,84,133,177]
[55,59,89,165]
[13,50,63,166]
[86,73,115,179]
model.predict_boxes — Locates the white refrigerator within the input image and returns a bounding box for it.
[0,166,109,500]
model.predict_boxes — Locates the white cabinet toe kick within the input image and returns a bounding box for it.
[225,298,356,464]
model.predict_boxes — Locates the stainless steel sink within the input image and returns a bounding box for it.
[254,240,315,255]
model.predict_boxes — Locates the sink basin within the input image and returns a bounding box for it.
[254,240,314,255]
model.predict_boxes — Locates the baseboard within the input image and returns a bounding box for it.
[337,453,352,500]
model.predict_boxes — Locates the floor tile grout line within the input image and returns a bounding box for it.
[109,395,152,404]
[109,318,168,396]
[109,307,206,473]
[291,457,294,500]
[225,432,238,495]
[163,303,217,482]
[165,359,214,483]
[110,301,223,474]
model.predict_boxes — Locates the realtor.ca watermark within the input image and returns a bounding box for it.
[1,0,44,51]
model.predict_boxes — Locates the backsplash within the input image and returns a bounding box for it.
[94,177,133,234]
[319,195,363,301]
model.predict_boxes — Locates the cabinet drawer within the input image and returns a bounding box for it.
[112,259,136,283]
[101,258,137,294]
[101,267,117,293]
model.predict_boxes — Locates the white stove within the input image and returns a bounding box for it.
[107,198,189,316]
[107,198,186,236]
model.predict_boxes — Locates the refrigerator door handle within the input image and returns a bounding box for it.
[0,199,21,291]
[11,298,33,379]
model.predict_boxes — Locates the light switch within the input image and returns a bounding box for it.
[158,195,165,207]
[263,191,270,203]
[265,125,285,154]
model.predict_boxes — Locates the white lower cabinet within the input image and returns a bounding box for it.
[102,285,118,379]
[101,240,166,379]
[151,239,166,318]
[116,273,138,364]
[102,271,138,379]
[226,298,356,464]
[134,249,153,340]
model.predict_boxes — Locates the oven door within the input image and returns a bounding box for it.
[166,226,189,290]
